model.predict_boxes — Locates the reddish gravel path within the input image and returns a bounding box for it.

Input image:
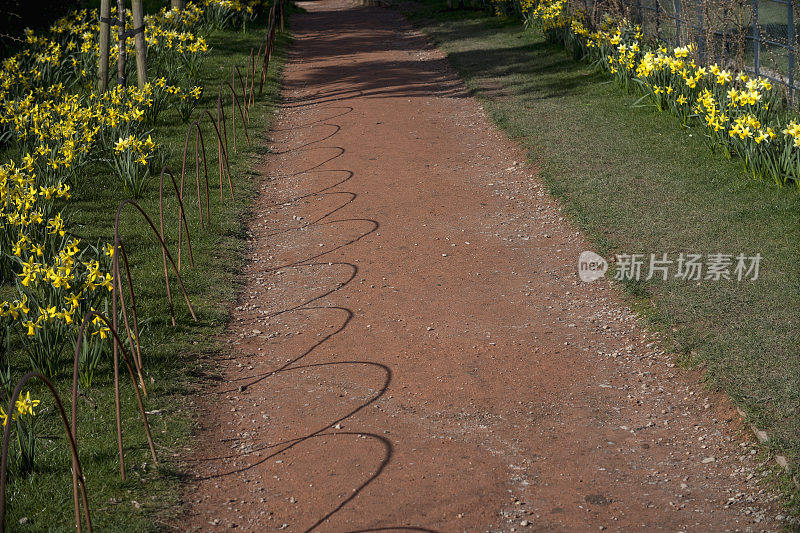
[181,1,781,531]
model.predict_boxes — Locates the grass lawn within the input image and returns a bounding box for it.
[0,13,290,531]
[400,0,800,511]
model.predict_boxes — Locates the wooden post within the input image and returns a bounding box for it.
[131,0,147,88]
[789,0,795,103]
[98,0,111,91]
[117,0,127,86]
[753,0,760,78]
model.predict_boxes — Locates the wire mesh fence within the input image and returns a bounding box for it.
[573,0,800,102]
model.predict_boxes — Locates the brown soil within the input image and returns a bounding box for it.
[181,1,782,530]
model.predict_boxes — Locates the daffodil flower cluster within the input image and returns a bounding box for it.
[0,391,42,476]
[530,0,568,30]
[114,134,156,164]
[202,0,260,30]
[0,391,40,427]
[0,158,71,282]
[0,155,115,380]
[148,25,210,79]
[0,86,154,185]
[4,1,243,96]
[111,133,157,197]
[0,1,262,195]
[173,85,204,123]
[0,132,113,380]
[0,0,265,386]
[3,228,114,377]
[527,0,800,189]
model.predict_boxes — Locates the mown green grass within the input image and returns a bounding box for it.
[401,0,800,513]
[0,16,290,531]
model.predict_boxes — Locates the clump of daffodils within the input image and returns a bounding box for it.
[526,0,798,188]
[0,0,265,414]
[531,0,569,30]
[0,391,41,476]
[0,391,41,426]
[114,134,156,165]
[176,85,204,123]
[110,134,156,198]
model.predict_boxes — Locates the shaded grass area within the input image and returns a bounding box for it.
[0,18,290,532]
[401,0,800,506]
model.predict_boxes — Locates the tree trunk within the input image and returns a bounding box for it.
[116,0,126,86]
[171,0,185,9]
[98,0,111,91]
[131,0,147,88]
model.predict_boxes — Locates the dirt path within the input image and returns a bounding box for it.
[182,1,782,530]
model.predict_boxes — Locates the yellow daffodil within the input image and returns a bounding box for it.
[15,391,40,417]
